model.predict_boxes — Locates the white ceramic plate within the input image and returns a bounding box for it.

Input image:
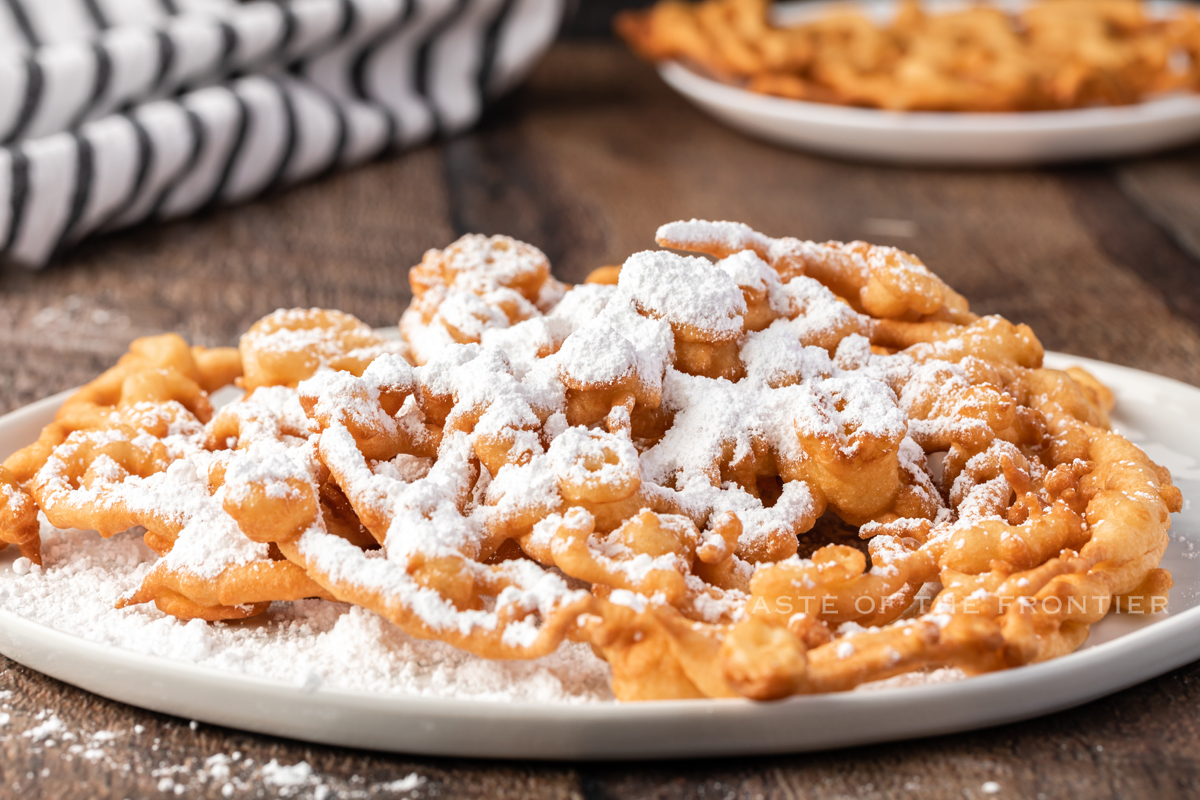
[1,353,1199,760]
[658,0,1200,165]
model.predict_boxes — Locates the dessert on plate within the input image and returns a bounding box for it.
[618,0,1200,111]
[0,220,1181,701]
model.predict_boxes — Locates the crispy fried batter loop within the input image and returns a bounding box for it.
[2,222,1182,701]
[617,0,1200,112]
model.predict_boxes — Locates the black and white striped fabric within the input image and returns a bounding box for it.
[0,0,564,267]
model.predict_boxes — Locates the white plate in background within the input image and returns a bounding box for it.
[658,0,1200,165]
[0,353,1198,759]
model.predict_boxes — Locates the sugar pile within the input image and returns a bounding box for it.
[0,521,615,703]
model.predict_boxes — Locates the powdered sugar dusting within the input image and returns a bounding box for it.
[619,250,746,339]
[854,667,967,691]
[0,523,614,703]
[657,219,773,257]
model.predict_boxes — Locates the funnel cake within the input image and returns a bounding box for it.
[3,222,1181,701]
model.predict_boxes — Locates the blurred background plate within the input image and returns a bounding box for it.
[657,0,1200,165]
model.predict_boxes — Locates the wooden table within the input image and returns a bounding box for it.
[3,40,1200,799]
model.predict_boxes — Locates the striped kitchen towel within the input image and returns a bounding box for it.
[0,0,564,267]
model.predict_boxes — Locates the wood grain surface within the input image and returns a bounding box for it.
[2,41,1200,799]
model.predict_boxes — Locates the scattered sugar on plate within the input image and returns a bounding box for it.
[854,667,967,692]
[0,522,614,704]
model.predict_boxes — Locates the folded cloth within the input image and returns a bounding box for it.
[0,0,562,267]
